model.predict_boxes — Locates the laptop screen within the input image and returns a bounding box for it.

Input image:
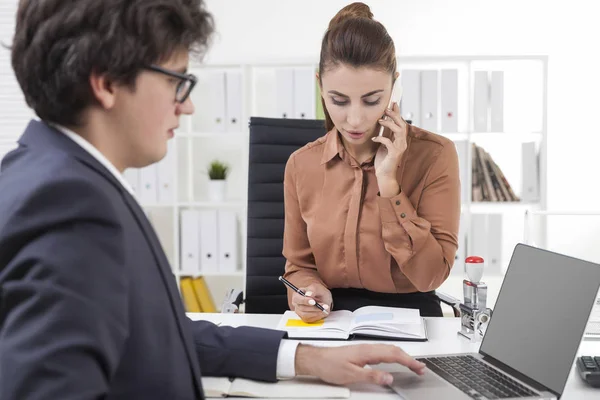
[480,244,600,395]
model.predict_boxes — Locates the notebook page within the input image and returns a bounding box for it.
[276,310,353,339]
[349,306,423,337]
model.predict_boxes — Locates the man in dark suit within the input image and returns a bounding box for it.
[0,1,425,398]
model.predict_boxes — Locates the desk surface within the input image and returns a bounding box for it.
[188,313,600,400]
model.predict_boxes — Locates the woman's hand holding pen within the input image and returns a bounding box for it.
[291,283,332,323]
[372,102,408,197]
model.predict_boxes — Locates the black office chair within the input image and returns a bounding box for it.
[244,117,460,316]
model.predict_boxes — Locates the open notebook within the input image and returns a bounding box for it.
[202,377,350,398]
[276,306,427,341]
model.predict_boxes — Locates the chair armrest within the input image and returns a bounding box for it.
[435,290,461,317]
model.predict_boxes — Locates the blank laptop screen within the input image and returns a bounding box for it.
[480,244,600,395]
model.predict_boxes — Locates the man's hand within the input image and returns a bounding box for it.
[294,344,426,386]
[291,283,332,323]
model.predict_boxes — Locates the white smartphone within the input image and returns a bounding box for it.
[378,79,403,137]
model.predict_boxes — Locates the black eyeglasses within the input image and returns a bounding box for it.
[144,64,197,103]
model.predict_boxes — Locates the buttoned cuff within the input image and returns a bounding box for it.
[377,190,417,224]
[276,339,300,379]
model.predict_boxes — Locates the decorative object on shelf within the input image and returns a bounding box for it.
[207,159,229,202]
[471,143,519,202]
[459,256,493,343]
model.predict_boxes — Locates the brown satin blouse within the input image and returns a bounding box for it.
[282,124,461,307]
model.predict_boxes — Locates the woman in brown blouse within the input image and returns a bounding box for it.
[282,2,460,322]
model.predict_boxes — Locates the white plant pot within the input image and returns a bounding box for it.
[208,180,226,202]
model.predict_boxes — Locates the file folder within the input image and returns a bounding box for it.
[521,142,539,202]
[420,70,438,132]
[293,67,316,119]
[180,277,202,312]
[490,71,504,132]
[454,140,470,204]
[138,164,158,204]
[275,68,294,119]
[192,70,226,132]
[157,139,175,204]
[400,70,421,126]
[217,210,238,273]
[441,69,458,132]
[180,209,200,274]
[469,214,503,274]
[225,71,243,132]
[199,209,219,273]
[473,71,489,132]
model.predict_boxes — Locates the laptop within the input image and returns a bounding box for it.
[390,244,600,399]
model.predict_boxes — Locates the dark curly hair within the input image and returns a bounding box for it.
[11,0,214,126]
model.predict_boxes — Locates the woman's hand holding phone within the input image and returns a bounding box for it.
[372,101,408,197]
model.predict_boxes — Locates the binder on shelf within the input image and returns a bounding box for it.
[452,212,467,276]
[293,67,316,119]
[454,140,469,203]
[469,214,503,274]
[441,69,458,133]
[138,164,158,204]
[180,277,202,312]
[192,277,217,313]
[123,168,140,196]
[217,210,238,273]
[521,142,540,202]
[473,71,489,132]
[275,68,294,119]
[225,71,243,133]
[192,70,226,132]
[199,209,219,273]
[157,139,175,204]
[490,71,504,132]
[400,69,421,126]
[180,209,200,273]
[420,70,438,132]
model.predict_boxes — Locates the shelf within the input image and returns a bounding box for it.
[468,132,543,142]
[177,270,245,278]
[178,132,247,139]
[178,201,245,208]
[468,201,542,214]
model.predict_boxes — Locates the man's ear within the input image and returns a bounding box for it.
[89,71,117,110]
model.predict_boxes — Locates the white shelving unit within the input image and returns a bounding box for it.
[135,55,547,309]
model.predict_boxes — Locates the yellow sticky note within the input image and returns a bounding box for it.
[285,319,324,327]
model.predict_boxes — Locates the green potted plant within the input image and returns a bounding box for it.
[207,160,229,202]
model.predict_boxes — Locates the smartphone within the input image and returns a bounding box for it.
[378,80,403,137]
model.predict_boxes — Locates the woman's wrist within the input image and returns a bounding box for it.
[377,177,400,198]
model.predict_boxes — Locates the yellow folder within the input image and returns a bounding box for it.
[192,277,217,313]
[180,277,202,312]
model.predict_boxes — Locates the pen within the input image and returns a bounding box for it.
[278,276,329,314]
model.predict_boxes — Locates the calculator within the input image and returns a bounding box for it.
[576,356,600,388]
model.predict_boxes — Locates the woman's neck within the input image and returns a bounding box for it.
[340,135,379,164]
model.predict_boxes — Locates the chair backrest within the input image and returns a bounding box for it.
[246,117,326,313]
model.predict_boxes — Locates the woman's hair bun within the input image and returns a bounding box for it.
[328,2,374,30]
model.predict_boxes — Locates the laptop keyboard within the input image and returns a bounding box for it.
[417,355,539,399]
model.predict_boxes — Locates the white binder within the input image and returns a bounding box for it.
[199,209,219,273]
[400,70,421,126]
[452,212,467,276]
[123,168,140,196]
[454,140,470,204]
[469,214,503,274]
[138,164,158,205]
[420,70,438,132]
[225,71,243,132]
[521,142,540,202]
[473,71,489,132]
[217,210,238,273]
[275,68,294,119]
[192,70,226,133]
[293,67,316,119]
[441,69,458,132]
[157,139,175,204]
[180,209,200,274]
[490,71,504,132]
[252,68,277,118]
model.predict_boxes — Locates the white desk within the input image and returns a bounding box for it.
[188,313,600,399]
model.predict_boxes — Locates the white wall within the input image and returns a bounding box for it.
[204,0,600,262]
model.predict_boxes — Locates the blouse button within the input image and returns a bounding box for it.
[395,200,401,206]
[400,213,406,218]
